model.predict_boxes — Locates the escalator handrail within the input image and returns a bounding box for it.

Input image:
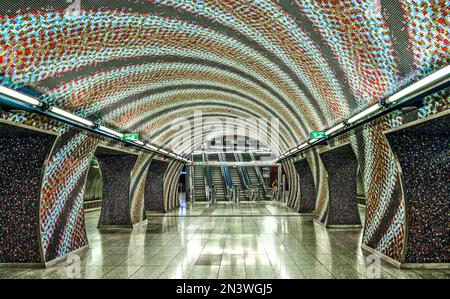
[235,153,250,190]
[219,153,233,190]
[249,153,267,196]
[203,153,212,200]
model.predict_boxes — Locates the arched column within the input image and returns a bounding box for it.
[385,112,449,266]
[284,160,300,209]
[310,149,329,224]
[294,158,317,214]
[40,130,97,263]
[0,122,56,264]
[96,147,138,228]
[318,143,362,228]
[144,159,169,212]
[129,153,152,225]
[163,160,184,211]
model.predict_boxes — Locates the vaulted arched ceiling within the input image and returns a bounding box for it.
[1,0,448,157]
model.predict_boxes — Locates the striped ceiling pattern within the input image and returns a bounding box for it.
[0,0,448,156]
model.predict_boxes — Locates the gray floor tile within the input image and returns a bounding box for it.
[218,266,246,279]
[188,266,220,279]
[245,265,276,279]
[102,265,142,279]
[195,254,223,266]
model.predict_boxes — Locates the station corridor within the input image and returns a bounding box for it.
[1,201,448,279]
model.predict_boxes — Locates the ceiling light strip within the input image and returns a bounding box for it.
[0,85,190,163]
[277,65,450,162]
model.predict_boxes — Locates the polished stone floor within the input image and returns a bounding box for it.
[1,201,449,279]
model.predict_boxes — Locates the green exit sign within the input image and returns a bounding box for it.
[122,133,139,141]
[310,131,327,139]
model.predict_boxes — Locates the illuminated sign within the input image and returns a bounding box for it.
[310,131,327,139]
[122,133,139,141]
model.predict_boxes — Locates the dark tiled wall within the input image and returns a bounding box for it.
[387,114,449,263]
[320,144,361,226]
[294,159,316,213]
[145,160,168,212]
[0,124,55,263]
[97,153,137,226]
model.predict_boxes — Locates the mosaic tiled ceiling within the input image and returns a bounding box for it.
[0,0,449,155]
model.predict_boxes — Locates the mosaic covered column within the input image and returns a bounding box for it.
[284,160,301,210]
[386,113,449,265]
[144,159,169,212]
[0,123,56,264]
[96,148,138,228]
[163,160,184,211]
[318,144,362,228]
[129,153,152,225]
[294,159,317,214]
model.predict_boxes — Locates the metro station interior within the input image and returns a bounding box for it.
[0,1,449,280]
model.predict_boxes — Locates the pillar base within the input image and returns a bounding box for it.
[0,245,90,269]
[298,212,315,216]
[313,219,362,229]
[97,224,133,229]
[133,219,148,227]
[0,263,46,269]
[44,245,90,268]
[361,244,450,269]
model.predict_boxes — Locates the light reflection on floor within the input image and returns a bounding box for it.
[1,201,448,279]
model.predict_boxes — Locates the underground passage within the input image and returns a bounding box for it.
[0,0,448,282]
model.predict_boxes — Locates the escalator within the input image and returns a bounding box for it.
[240,153,268,199]
[224,153,244,192]
[206,153,227,201]
[192,154,207,201]
[241,153,260,187]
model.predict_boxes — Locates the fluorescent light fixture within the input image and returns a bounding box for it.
[297,143,308,150]
[308,138,320,144]
[387,65,450,104]
[49,107,94,127]
[145,144,158,151]
[159,149,168,154]
[134,140,144,146]
[325,122,345,136]
[347,103,382,124]
[289,149,296,154]
[0,85,41,106]
[98,125,124,139]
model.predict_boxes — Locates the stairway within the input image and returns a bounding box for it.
[207,154,226,201]
[192,155,206,201]
[225,153,244,192]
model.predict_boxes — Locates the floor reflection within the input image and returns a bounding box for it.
[1,201,448,279]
